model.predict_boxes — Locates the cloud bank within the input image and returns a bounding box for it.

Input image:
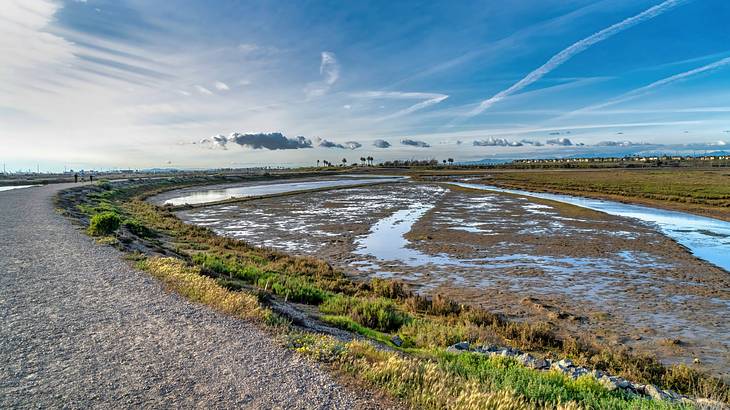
[318,138,362,149]
[401,139,431,148]
[200,132,313,150]
[546,137,574,146]
[595,140,652,147]
[473,137,523,147]
[467,0,686,117]
[373,139,391,148]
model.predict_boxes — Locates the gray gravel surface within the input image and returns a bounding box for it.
[0,184,389,409]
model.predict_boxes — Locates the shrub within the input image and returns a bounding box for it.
[320,296,409,332]
[87,211,122,236]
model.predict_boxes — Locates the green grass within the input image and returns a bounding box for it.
[291,335,687,410]
[320,295,410,333]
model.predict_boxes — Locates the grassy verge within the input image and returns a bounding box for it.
[61,178,729,408]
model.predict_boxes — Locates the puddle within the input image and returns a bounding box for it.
[353,202,466,268]
[0,185,39,192]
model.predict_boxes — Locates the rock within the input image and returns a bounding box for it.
[644,384,673,402]
[446,341,470,353]
[557,358,574,368]
[390,335,403,347]
[598,375,618,391]
[534,358,550,369]
[613,377,631,390]
[474,344,499,354]
[570,367,589,379]
[516,353,537,368]
[552,358,575,374]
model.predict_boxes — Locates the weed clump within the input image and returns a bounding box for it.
[320,295,410,332]
[87,211,122,236]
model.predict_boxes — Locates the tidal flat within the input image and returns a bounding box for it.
[173,180,730,379]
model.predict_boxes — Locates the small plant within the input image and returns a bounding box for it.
[123,219,156,238]
[87,211,122,236]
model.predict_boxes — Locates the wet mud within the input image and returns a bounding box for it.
[176,182,730,379]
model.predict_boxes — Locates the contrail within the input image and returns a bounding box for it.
[353,91,449,120]
[466,0,689,117]
[576,56,730,113]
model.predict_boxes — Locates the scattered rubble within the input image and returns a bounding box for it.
[445,341,726,407]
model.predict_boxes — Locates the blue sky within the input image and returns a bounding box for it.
[2,0,730,171]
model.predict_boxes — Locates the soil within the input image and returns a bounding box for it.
[175,181,730,380]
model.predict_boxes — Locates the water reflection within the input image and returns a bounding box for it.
[163,177,405,206]
[452,182,730,272]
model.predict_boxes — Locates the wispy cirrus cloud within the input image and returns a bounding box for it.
[572,56,730,114]
[465,0,689,117]
[194,85,213,95]
[352,91,448,120]
[305,51,339,98]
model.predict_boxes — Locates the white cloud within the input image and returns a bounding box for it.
[214,81,230,91]
[306,51,339,98]
[194,85,213,95]
[238,43,259,53]
[466,0,688,117]
[320,51,339,85]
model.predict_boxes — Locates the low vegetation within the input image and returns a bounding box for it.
[87,211,122,236]
[62,177,730,408]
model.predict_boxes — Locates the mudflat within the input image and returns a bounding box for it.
[177,181,730,379]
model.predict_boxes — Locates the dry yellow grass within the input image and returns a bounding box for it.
[142,257,269,321]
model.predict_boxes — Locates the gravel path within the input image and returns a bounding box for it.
[0,184,388,409]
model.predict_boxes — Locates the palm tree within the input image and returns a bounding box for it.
[367,156,373,166]
[442,159,447,165]
[448,158,454,165]
[342,158,347,167]
[317,159,320,167]
[360,157,366,166]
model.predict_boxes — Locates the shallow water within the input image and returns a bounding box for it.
[353,202,460,267]
[451,182,730,272]
[163,177,405,206]
[0,185,39,192]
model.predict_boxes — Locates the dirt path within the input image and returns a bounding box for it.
[0,184,387,408]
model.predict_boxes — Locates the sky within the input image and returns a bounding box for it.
[2,0,730,171]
